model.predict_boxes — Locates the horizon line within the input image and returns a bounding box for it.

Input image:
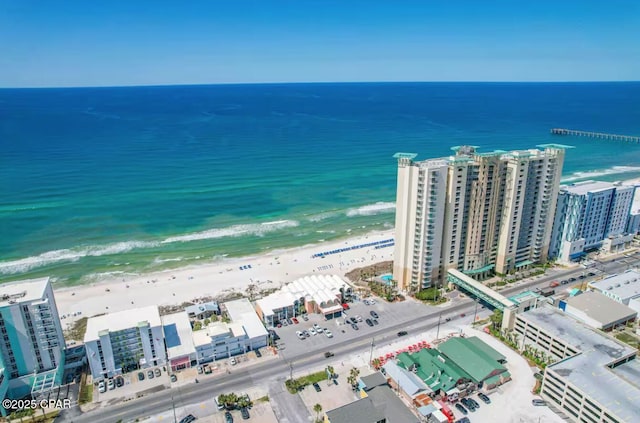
[2,80,639,90]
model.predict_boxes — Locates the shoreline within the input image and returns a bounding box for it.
[55,229,395,330]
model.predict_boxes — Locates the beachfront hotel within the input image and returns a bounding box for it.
[0,278,66,416]
[393,145,566,292]
[84,306,167,381]
[549,180,636,263]
[255,274,352,326]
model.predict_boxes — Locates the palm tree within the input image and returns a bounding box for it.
[347,367,360,390]
[313,403,323,422]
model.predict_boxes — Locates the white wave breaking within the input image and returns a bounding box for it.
[0,240,158,275]
[346,202,396,217]
[161,220,299,243]
[0,220,299,275]
[561,166,640,183]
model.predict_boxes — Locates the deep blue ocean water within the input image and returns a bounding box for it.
[2,82,640,286]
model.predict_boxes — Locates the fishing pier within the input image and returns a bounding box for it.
[550,128,640,143]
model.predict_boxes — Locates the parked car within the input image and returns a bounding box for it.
[170,374,178,382]
[301,314,309,321]
[312,382,322,392]
[178,414,197,423]
[147,370,154,379]
[324,330,333,338]
[532,399,546,406]
[282,320,288,327]
[107,379,115,390]
[370,311,379,319]
[197,366,204,374]
[313,323,321,330]
[397,331,408,337]
[255,349,262,358]
[461,398,476,412]
[477,392,491,404]
[240,407,250,420]
[215,396,225,410]
[137,372,145,381]
[98,381,106,393]
[351,323,359,330]
[342,303,350,310]
[315,326,324,333]
[302,330,310,338]
[372,319,378,325]
[324,351,334,358]
[469,398,480,409]
[224,411,234,423]
[365,319,374,327]
[116,377,124,387]
[291,317,299,324]
[349,317,358,324]
[455,418,470,423]
[287,318,293,325]
[355,315,363,322]
[588,272,596,277]
[308,327,317,336]
[155,368,161,377]
[296,330,305,340]
[455,403,468,415]
[230,357,237,366]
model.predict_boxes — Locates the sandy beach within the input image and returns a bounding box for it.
[55,229,394,328]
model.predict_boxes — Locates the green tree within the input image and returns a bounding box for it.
[313,403,323,422]
[346,367,360,390]
[490,309,503,330]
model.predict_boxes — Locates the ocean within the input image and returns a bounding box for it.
[2,82,640,286]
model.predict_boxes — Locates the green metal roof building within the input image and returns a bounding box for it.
[396,336,511,394]
[396,348,472,393]
[437,337,510,387]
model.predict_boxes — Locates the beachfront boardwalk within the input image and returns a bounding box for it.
[551,128,640,143]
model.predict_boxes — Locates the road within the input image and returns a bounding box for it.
[58,253,638,423]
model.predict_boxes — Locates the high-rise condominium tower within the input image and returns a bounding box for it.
[393,145,566,293]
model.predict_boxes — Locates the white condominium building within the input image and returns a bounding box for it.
[393,144,566,293]
[549,180,635,263]
[84,306,166,381]
[0,278,65,415]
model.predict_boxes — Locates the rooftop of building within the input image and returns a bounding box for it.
[185,301,219,316]
[206,321,231,338]
[326,383,419,423]
[521,306,640,422]
[162,312,196,359]
[397,347,470,393]
[191,328,212,347]
[0,277,50,306]
[382,361,432,397]
[508,290,543,304]
[84,305,161,342]
[589,270,640,300]
[224,298,268,339]
[437,337,507,383]
[360,372,387,390]
[564,291,637,325]
[256,274,350,316]
[560,180,616,196]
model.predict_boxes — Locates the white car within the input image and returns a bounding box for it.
[98,382,106,393]
[313,323,321,330]
[107,379,115,390]
[315,326,324,333]
[309,327,317,336]
[296,331,305,340]
[324,330,333,338]
[230,357,237,366]
[355,315,363,322]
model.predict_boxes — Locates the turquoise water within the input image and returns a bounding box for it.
[2,82,640,286]
[381,275,393,282]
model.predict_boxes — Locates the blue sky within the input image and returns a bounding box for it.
[1,0,639,87]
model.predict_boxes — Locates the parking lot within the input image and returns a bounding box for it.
[272,296,434,358]
[94,366,169,402]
